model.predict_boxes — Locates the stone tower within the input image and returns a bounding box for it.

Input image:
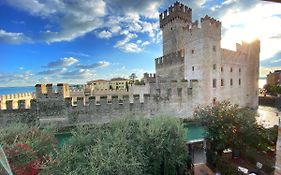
[159,1,192,55]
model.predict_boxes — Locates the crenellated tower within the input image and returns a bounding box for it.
[160,1,192,55]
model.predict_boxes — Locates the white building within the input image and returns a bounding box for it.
[151,1,260,115]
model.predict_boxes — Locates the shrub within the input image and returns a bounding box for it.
[0,123,56,175]
[43,116,190,175]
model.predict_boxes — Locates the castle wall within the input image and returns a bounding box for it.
[219,40,260,108]
[0,81,201,127]
[155,50,185,81]
[0,92,35,110]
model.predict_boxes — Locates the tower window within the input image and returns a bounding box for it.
[230,67,233,72]
[221,79,224,86]
[213,64,216,70]
[213,79,217,88]
[191,49,195,54]
[167,88,171,98]
[221,67,223,72]
[192,66,194,71]
[230,79,233,86]
[239,68,241,73]
[213,45,216,52]
[187,87,192,95]
[171,27,173,30]
[239,78,241,85]
[177,88,182,97]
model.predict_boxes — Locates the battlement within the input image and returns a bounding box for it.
[144,73,156,83]
[236,39,260,54]
[0,92,34,101]
[35,83,70,99]
[185,15,221,40]
[155,50,184,68]
[159,1,192,29]
[221,39,260,61]
[200,15,221,28]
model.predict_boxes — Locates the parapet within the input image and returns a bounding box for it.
[200,15,221,28]
[35,83,70,99]
[239,39,260,53]
[144,73,156,83]
[0,92,34,101]
[67,94,149,108]
[155,50,184,68]
[159,1,192,29]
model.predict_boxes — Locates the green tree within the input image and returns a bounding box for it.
[194,101,260,155]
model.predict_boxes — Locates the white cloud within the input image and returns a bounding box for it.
[62,69,95,79]
[0,71,34,84]
[64,52,89,57]
[0,29,31,44]
[2,0,161,50]
[97,30,112,39]
[4,0,58,17]
[110,26,122,33]
[220,2,281,60]
[141,41,150,46]
[5,0,107,43]
[44,57,79,68]
[114,33,143,52]
[76,61,110,69]
[105,0,161,19]
[38,68,67,75]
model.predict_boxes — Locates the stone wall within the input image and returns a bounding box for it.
[0,92,35,110]
[155,50,185,81]
[0,80,200,127]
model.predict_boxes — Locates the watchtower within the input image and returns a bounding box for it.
[159,1,192,55]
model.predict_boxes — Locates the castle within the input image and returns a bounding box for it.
[0,2,260,126]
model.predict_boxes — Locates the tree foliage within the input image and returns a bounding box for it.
[194,101,275,155]
[264,84,281,95]
[42,116,189,175]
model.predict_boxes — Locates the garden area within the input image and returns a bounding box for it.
[0,101,278,175]
[0,116,192,175]
[195,101,278,175]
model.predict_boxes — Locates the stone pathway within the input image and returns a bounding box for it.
[194,164,214,175]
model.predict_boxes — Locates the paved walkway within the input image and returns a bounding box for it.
[194,164,214,175]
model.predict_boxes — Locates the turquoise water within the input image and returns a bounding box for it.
[0,86,34,95]
[55,133,73,148]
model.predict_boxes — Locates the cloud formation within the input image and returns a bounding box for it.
[0,29,31,44]
[76,61,110,69]
[61,69,95,79]
[44,57,79,68]
[1,0,281,58]
[38,68,67,75]
[1,0,161,51]
[0,71,33,83]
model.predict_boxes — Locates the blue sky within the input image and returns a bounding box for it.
[0,0,281,87]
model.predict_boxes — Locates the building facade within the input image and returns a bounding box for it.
[267,70,281,86]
